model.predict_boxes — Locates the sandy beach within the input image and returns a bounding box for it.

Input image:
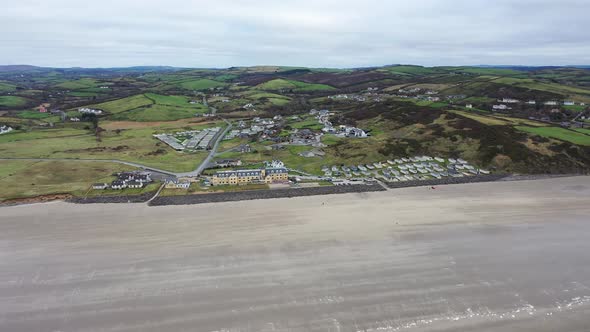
[1,176,590,331]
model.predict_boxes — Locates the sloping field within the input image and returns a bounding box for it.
[515,126,590,146]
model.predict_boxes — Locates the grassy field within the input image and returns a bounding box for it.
[90,94,154,113]
[15,110,53,119]
[160,182,269,196]
[492,77,590,96]
[105,93,208,121]
[179,79,226,90]
[68,91,101,97]
[0,123,215,172]
[0,82,17,93]
[0,96,28,107]
[255,79,335,91]
[515,126,590,146]
[451,110,548,127]
[110,104,207,121]
[0,160,139,201]
[450,110,511,126]
[381,65,442,76]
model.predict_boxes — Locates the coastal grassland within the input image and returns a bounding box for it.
[0,160,137,201]
[179,79,226,90]
[0,123,217,172]
[89,94,154,113]
[160,183,269,196]
[0,96,28,107]
[515,126,590,146]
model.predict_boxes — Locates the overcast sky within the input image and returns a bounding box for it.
[2,0,589,68]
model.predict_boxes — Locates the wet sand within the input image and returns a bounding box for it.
[1,176,590,331]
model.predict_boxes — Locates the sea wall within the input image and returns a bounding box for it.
[149,183,386,206]
[384,174,508,189]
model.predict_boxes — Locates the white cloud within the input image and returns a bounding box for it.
[1,0,589,67]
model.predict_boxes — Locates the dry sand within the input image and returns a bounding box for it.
[1,176,590,331]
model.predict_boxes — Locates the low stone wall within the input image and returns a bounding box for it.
[67,191,155,204]
[149,183,386,206]
[384,174,508,189]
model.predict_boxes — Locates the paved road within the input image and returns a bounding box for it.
[175,118,232,177]
[0,119,232,178]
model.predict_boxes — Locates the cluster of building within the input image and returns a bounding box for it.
[93,172,152,190]
[492,99,586,112]
[322,156,488,182]
[0,125,13,135]
[78,108,103,115]
[224,116,281,140]
[210,167,288,186]
[310,108,368,138]
[209,160,288,186]
[154,127,221,151]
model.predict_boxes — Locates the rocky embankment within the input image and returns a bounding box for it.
[149,183,386,206]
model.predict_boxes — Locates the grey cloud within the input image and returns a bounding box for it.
[1,0,588,67]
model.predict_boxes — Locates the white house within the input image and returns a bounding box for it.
[466,104,473,109]
[544,101,558,106]
[492,104,509,111]
[563,101,575,106]
[78,108,103,115]
[0,125,13,135]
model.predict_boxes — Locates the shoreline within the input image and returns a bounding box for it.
[0,173,584,208]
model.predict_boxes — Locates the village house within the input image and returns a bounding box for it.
[500,98,519,103]
[237,144,251,153]
[215,159,242,167]
[92,183,109,190]
[563,101,575,106]
[466,104,473,109]
[544,101,558,106]
[527,100,537,105]
[79,107,103,115]
[0,125,13,135]
[108,171,152,190]
[165,179,191,189]
[492,104,509,111]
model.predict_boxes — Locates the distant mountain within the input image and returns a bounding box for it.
[475,65,590,71]
[0,65,45,72]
